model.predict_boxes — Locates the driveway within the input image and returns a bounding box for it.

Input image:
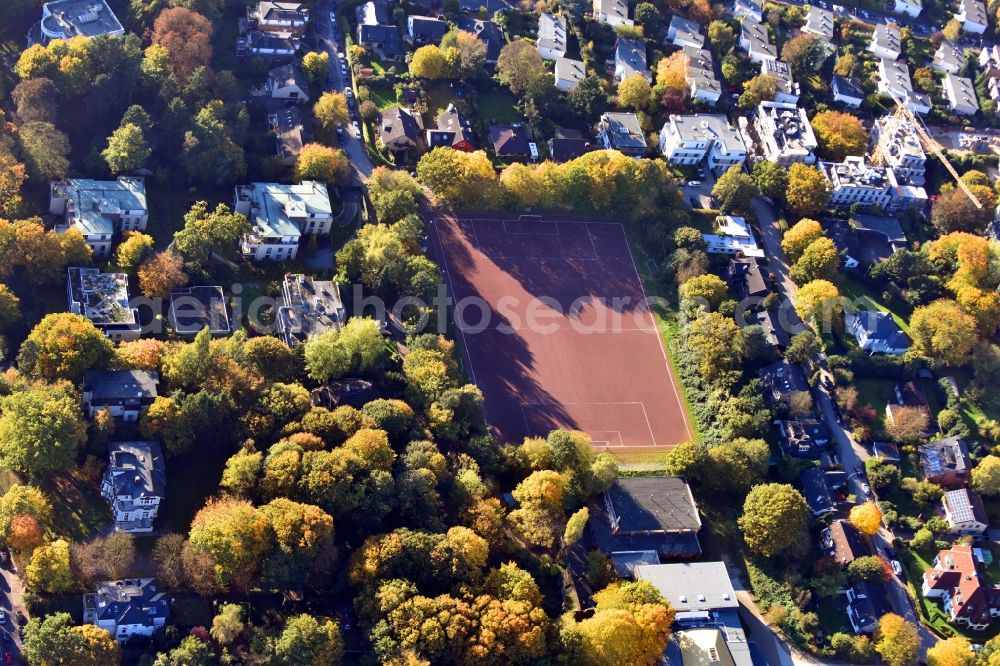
[316,0,375,184]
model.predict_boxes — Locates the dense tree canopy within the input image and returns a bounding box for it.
[738,483,809,557]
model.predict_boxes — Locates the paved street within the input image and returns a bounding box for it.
[316,0,375,184]
[0,560,26,660]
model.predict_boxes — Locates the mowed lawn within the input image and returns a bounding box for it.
[841,277,911,333]
[475,89,521,126]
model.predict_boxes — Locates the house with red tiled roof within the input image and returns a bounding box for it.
[922,545,1000,631]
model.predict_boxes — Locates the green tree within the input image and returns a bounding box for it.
[738,483,809,557]
[187,497,271,592]
[18,312,113,381]
[847,555,889,584]
[417,148,499,209]
[497,39,548,94]
[795,279,841,325]
[23,613,120,666]
[304,318,391,382]
[27,538,74,592]
[295,143,349,183]
[563,507,589,547]
[811,111,867,161]
[508,470,566,549]
[0,484,53,542]
[706,438,770,494]
[182,101,246,185]
[874,613,921,666]
[712,166,757,213]
[0,385,87,477]
[790,237,840,284]
[300,51,330,83]
[102,123,151,174]
[115,231,155,270]
[172,200,250,269]
[738,74,777,109]
[782,32,825,75]
[410,45,449,79]
[662,440,709,480]
[314,92,349,131]
[679,274,729,310]
[18,120,70,181]
[752,159,787,201]
[910,299,977,367]
[210,603,244,645]
[273,614,344,665]
[926,636,974,666]
[685,311,744,381]
[707,20,736,54]
[781,218,824,261]
[152,635,213,666]
[973,455,1000,496]
[617,73,651,111]
[931,187,994,234]
[575,580,675,666]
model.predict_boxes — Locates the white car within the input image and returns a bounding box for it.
[687,180,701,188]
[891,560,903,576]
[0,609,5,625]
[861,482,871,496]
[353,120,361,136]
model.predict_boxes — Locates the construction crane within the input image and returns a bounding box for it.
[871,90,983,209]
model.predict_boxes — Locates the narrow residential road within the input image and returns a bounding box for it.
[316,0,375,183]
[749,197,798,305]
[0,562,27,658]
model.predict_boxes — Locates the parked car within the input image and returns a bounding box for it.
[860,482,871,497]
[353,120,361,136]
[687,180,701,188]
[0,609,5,625]
[891,560,903,577]
[336,124,345,140]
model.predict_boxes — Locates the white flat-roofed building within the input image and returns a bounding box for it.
[869,23,902,60]
[803,6,834,40]
[593,0,631,25]
[50,178,147,258]
[660,114,747,174]
[821,156,898,209]
[894,0,922,17]
[703,215,764,257]
[763,59,800,104]
[684,46,722,105]
[740,19,777,64]
[753,101,817,166]
[878,57,932,114]
[934,40,965,74]
[668,15,704,49]
[537,13,567,60]
[233,181,333,261]
[554,57,585,92]
[66,267,141,341]
[956,0,988,34]
[39,0,124,43]
[943,73,979,115]
[871,116,926,184]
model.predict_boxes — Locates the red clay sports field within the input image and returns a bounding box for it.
[429,213,691,453]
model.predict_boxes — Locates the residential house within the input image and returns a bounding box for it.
[943,488,989,535]
[593,0,631,26]
[727,256,769,300]
[241,31,299,58]
[979,45,1000,78]
[547,128,592,162]
[821,156,898,209]
[597,112,647,156]
[920,437,972,488]
[248,2,309,37]
[659,114,746,173]
[426,104,475,151]
[84,579,170,642]
[934,40,965,74]
[846,582,890,634]
[234,181,333,261]
[82,370,158,422]
[847,310,910,355]
[265,63,309,102]
[269,106,313,166]
[752,101,817,166]
[739,19,777,64]
[851,213,908,259]
[944,73,979,115]
[871,116,926,184]
[759,360,809,405]
[757,307,792,349]
[956,0,988,34]
[378,106,424,162]
[590,476,702,559]
[668,15,705,49]
[102,441,165,532]
[894,0,922,18]
[67,267,141,341]
[779,419,832,457]
[39,0,124,43]
[800,468,847,515]
[407,15,448,45]
[735,0,763,22]
[703,215,764,257]
[614,36,650,82]
[276,274,345,346]
[358,24,404,59]
[802,6,834,40]
[832,75,865,108]
[820,519,869,567]
[683,45,722,105]
[636,562,753,666]
[490,123,535,160]
[869,23,902,60]
[554,57,585,92]
[763,59,799,104]
[922,545,1000,631]
[458,18,504,63]
[537,13,567,60]
[168,286,231,336]
[878,57,932,114]
[50,178,148,258]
